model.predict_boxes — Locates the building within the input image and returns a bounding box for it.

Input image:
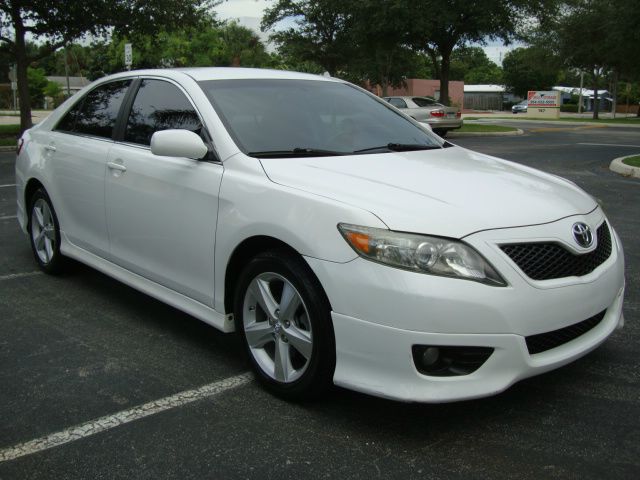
[553,86,612,112]
[46,76,91,96]
[463,85,521,111]
[381,79,465,109]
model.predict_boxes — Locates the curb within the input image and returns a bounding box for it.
[465,118,640,128]
[448,128,524,138]
[609,155,640,179]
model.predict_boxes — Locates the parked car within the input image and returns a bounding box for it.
[16,68,625,403]
[512,100,528,114]
[383,96,462,136]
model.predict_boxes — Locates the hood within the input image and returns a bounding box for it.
[259,146,597,238]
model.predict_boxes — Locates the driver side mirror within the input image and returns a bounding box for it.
[150,129,208,160]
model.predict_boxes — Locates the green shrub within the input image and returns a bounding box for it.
[561,104,580,112]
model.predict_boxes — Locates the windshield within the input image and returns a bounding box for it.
[198,79,442,157]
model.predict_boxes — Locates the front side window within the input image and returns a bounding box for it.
[124,79,202,146]
[199,80,441,156]
[57,80,131,138]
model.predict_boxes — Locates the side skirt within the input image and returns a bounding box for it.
[60,233,234,333]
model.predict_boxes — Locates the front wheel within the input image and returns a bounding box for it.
[234,250,335,400]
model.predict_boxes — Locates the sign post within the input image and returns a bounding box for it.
[526,90,561,119]
[124,43,133,71]
[8,65,17,112]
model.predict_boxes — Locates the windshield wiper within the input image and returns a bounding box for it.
[354,143,443,153]
[248,148,346,158]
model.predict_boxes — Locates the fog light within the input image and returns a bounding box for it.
[421,347,440,367]
[412,345,494,376]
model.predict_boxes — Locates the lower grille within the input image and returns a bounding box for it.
[525,310,606,355]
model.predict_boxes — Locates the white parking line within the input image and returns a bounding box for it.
[0,184,16,188]
[0,215,17,221]
[0,271,42,281]
[0,372,252,463]
[578,142,640,148]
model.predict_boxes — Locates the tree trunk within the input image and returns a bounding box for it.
[592,74,599,120]
[11,4,33,133]
[610,70,617,119]
[439,53,451,106]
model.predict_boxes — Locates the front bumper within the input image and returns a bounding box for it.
[304,212,625,402]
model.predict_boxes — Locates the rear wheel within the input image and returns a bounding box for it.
[234,250,335,400]
[433,128,448,138]
[28,189,66,274]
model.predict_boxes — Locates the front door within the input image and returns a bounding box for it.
[105,79,223,306]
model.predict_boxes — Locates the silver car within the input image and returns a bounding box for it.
[512,100,528,114]
[383,96,462,136]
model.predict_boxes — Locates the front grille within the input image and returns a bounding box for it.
[525,310,606,354]
[501,222,612,280]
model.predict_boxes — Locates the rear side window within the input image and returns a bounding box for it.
[55,80,131,138]
[413,97,438,107]
[124,79,202,146]
[387,98,407,109]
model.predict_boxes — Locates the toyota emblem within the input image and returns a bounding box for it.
[572,222,593,248]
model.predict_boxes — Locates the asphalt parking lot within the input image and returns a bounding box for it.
[0,122,638,479]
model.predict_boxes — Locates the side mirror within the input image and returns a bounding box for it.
[150,129,208,160]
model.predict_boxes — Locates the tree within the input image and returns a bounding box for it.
[262,0,426,93]
[26,66,46,107]
[0,0,212,132]
[449,46,503,84]
[502,46,560,96]
[262,0,354,76]
[408,0,558,105]
[103,21,274,73]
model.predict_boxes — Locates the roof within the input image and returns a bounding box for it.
[167,67,337,82]
[46,76,91,89]
[553,86,611,98]
[464,84,505,93]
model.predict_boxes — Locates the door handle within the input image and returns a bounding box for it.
[44,145,56,152]
[107,161,127,172]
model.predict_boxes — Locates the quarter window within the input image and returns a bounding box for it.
[387,97,407,109]
[55,80,131,138]
[124,79,202,146]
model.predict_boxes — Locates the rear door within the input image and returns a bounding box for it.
[47,79,132,257]
[105,78,223,305]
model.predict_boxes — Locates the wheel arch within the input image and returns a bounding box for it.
[223,235,330,315]
[24,177,46,210]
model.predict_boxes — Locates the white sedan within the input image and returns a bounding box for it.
[15,68,625,402]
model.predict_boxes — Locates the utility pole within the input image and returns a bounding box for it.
[64,44,71,97]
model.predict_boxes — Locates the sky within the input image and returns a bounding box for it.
[215,0,518,66]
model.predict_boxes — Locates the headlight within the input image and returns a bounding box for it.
[338,223,506,286]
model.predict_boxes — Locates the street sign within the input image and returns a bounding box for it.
[8,65,16,82]
[124,43,132,70]
[11,81,17,91]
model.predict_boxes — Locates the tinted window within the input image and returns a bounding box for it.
[72,80,131,138]
[387,97,407,108]
[55,99,84,132]
[124,79,202,146]
[413,97,440,107]
[199,80,441,155]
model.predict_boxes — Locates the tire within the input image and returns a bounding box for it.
[27,188,66,274]
[234,249,335,400]
[433,129,448,138]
